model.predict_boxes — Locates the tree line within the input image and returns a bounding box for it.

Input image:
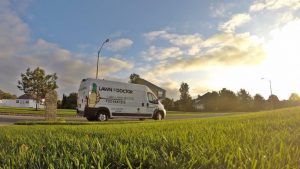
[0,90,16,99]
[11,69,300,112]
[162,82,300,112]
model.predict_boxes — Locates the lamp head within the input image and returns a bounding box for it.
[105,38,110,43]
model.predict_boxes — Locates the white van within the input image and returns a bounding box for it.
[77,78,166,121]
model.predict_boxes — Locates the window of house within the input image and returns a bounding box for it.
[16,100,19,103]
[25,100,29,104]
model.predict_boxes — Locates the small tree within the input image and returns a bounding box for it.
[268,94,280,109]
[0,90,17,99]
[161,97,175,111]
[237,89,253,111]
[17,67,58,110]
[179,82,193,111]
[289,93,300,102]
[287,92,300,107]
[218,88,238,112]
[129,73,140,83]
[253,94,265,111]
[61,93,78,109]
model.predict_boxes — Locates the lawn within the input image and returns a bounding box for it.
[0,106,233,117]
[0,107,300,168]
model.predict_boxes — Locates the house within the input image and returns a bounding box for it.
[0,94,44,108]
[193,99,205,111]
[133,77,166,99]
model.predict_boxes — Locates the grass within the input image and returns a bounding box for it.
[0,106,76,116]
[0,106,234,117]
[0,107,300,168]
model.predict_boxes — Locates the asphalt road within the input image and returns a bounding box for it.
[0,113,231,125]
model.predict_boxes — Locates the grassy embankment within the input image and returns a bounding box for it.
[0,107,75,116]
[0,107,300,168]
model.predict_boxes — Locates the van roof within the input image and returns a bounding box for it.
[82,78,149,91]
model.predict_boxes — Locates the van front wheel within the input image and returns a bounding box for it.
[87,116,96,121]
[154,112,163,120]
[97,112,108,121]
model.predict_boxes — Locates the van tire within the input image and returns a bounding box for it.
[154,111,163,120]
[87,116,96,121]
[97,111,108,121]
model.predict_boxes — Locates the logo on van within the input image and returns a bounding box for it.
[99,87,133,94]
[99,87,113,92]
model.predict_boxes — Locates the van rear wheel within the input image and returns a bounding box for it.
[97,112,108,121]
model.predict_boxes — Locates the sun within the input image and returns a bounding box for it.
[263,19,300,98]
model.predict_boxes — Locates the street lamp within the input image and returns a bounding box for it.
[261,78,273,96]
[96,38,110,79]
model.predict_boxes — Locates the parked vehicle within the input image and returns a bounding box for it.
[77,78,166,121]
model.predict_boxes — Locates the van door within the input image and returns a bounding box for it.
[146,92,158,115]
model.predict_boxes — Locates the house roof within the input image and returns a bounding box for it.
[17,94,35,100]
[135,78,166,92]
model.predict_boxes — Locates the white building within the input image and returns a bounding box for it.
[0,94,44,109]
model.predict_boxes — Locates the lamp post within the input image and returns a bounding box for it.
[261,78,273,96]
[96,38,110,79]
[261,77,273,109]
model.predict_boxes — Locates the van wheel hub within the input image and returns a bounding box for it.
[98,114,107,121]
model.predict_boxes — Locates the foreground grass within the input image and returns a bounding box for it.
[1,107,300,168]
[0,107,76,116]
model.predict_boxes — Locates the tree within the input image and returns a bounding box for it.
[61,94,67,108]
[161,98,175,111]
[253,94,265,111]
[218,88,238,111]
[66,93,77,109]
[268,94,280,109]
[129,73,140,83]
[288,93,300,107]
[0,89,16,99]
[237,89,253,111]
[60,93,77,109]
[289,93,300,102]
[17,67,58,110]
[179,82,193,111]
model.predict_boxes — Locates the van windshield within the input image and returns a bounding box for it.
[147,92,157,103]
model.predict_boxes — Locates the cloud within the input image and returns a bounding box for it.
[144,32,266,75]
[0,1,133,96]
[144,30,203,46]
[141,46,183,61]
[219,13,251,33]
[250,0,300,12]
[144,31,203,57]
[209,2,235,18]
[0,0,29,59]
[106,38,133,51]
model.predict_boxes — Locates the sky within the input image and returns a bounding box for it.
[0,0,300,100]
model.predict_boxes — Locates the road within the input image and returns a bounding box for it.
[0,113,232,125]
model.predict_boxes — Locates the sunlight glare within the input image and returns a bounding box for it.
[264,19,300,98]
